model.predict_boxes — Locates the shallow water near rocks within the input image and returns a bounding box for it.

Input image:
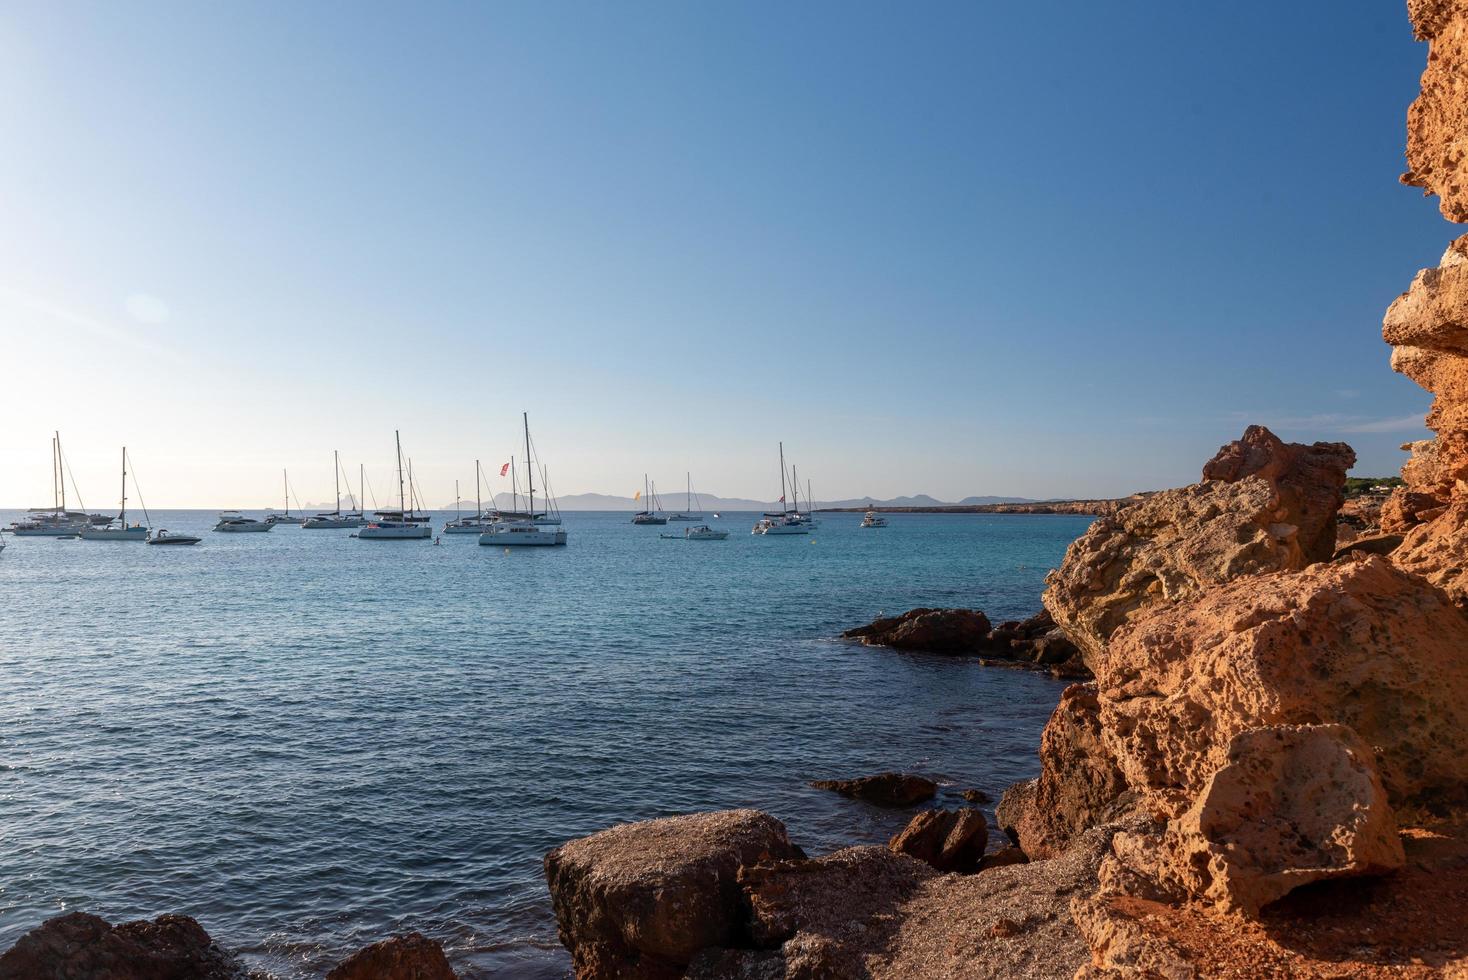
[0,510,1090,977]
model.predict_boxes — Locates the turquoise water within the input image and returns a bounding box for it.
[0,510,1090,977]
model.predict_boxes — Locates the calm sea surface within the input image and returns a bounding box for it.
[0,510,1090,977]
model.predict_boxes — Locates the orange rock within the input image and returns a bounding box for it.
[1392,500,1468,604]
[1403,4,1468,221]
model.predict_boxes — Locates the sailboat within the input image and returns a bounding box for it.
[10,434,95,536]
[631,475,667,524]
[666,473,705,522]
[359,432,433,539]
[480,414,567,546]
[267,470,306,525]
[533,465,563,525]
[304,451,368,528]
[79,447,150,540]
[752,442,807,535]
[444,462,495,533]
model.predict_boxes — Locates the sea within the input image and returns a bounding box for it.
[0,509,1092,977]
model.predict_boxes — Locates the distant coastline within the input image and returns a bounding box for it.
[816,496,1146,516]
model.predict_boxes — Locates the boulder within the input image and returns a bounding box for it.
[976,846,1029,872]
[1380,486,1446,533]
[1392,500,1468,605]
[1403,4,1468,221]
[0,912,241,980]
[1094,556,1468,815]
[326,932,456,980]
[1145,724,1405,916]
[809,772,936,807]
[543,809,802,980]
[1331,532,1403,560]
[1043,426,1353,670]
[995,684,1129,859]
[887,808,988,873]
[841,607,991,653]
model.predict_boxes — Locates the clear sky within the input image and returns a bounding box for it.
[0,1,1447,508]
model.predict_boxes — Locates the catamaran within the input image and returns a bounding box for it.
[304,452,368,528]
[359,432,433,539]
[79,447,151,540]
[666,472,705,522]
[480,414,567,546]
[631,474,667,524]
[752,442,808,535]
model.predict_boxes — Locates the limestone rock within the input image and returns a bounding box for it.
[809,772,937,807]
[1153,724,1404,916]
[1380,486,1444,533]
[996,684,1129,860]
[326,932,456,980]
[0,912,242,980]
[1043,427,1352,669]
[841,607,990,653]
[1403,4,1468,221]
[543,809,802,980]
[887,808,988,873]
[1392,499,1468,603]
[1095,556,1468,814]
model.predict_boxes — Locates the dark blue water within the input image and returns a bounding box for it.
[0,510,1089,977]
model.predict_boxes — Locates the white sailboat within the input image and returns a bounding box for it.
[359,432,433,539]
[631,474,667,524]
[533,465,563,524]
[304,452,368,528]
[79,447,150,540]
[753,442,808,535]
[480,414,567,546]
[10,434,92,536]
[267,470,306,525]
[444,462,495,533]
[666,472,704,522]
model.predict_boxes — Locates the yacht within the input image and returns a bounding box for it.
[304,453,368,528]
[214,511,273,532]
[860,511,888,528]
[12,434,90,536]
[666,472,705,522]
[79,447,151,540]
[479,414,567,547]
[752,443,809,536]
[684,524,729,540]
[148,528,201,545]
[631,474,666,524]
[359,432,433,539]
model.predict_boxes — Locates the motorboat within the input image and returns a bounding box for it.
[148,529,201,545]
[685,524,728,540]
[304,452,368,528]
[81,447,151,541]
[860,511,888,528]
[358,432,433,540]
[214,512,273,532]
[478,414,567,547]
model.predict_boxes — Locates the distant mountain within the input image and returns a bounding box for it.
[432,491,1037,511]
[957,495,1036,506]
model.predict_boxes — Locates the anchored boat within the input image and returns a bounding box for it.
[480,414,567,547]
[359,432,432,539]
[79,447,151,540]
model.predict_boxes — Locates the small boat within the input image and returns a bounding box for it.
[148,529,201,545]
[685,524,728,540]
[214,512,273,532]
[359,432,432,540]
[752,443,809,535]
[666,473,705,522]
[860,511,888,528]
[631,474,667,524]
[80,447,151,541]
[479,414,567,547]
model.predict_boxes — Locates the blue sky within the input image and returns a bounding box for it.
[0,1,1446,506]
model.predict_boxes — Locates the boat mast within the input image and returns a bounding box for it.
[120,446,128,524]
[358,463,364,514]
[334,450,341,514]
[283,469,289,517]
[778,442,788,514]
[56,432,66,512]
[475,460,482,521]
[792,465,800,515]
[455,479,461,521]
[395,430,406,516]
[686,471,691,513]
[525,412,535,516]
[807,479,813,516]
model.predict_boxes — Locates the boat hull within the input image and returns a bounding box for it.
[303,517,367,528]
[11,526,85,537]
[79,526,149,541]
[478,526,567,547]
[442,523,493,534]
[148,534,201,545]
[214,523,273,532]
[358,524,433,539]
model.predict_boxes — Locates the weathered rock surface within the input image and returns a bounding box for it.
[809,772,937,807]
[325,931,456,980]
[1404,2,1468,221]
[0,912,242,980]
[840,607,990,652]
[1392,498,1468,605]
[995,684,1129,860]
[1136,725,1405,916]
[1095,556,1468,814]
[887,808,988,873]
[1043,427,1353,670]
[543,809,801,980]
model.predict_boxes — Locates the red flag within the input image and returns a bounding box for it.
[779,495,785,502]
[499,462,510,477]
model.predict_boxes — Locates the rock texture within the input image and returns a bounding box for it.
[840,607,990,653]
[887,808,988,873]
[809,772,937,807]
[1403,1,1468,220]
[1043,426,1353,669]
[543,809,801,980]
[326,932,456,980]
[0,912,242,980]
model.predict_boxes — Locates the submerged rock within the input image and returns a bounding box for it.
[326,931,456,980]
[887,808,988,873]
[0,912,242,980]
[840,607,991,653]
[543,809,801,980]
[809,772,937,807]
